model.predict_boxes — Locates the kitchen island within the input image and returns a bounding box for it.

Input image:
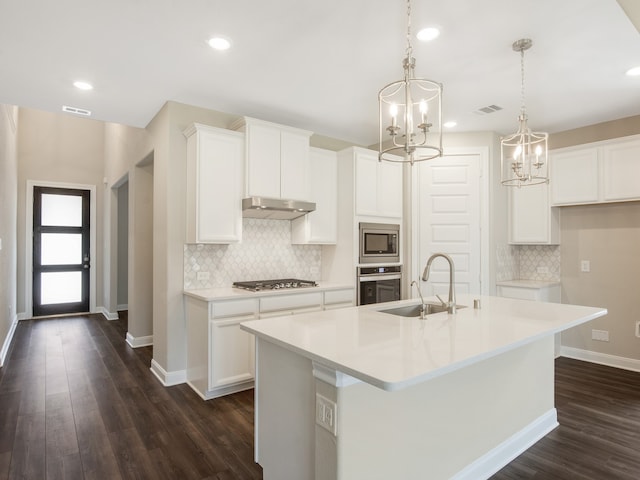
[240,294,607,480]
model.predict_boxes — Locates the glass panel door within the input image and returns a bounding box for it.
[33,187,90,316]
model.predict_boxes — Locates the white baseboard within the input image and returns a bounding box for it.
[126,332,153,348]
[150,359,187,386]
[117,304,128,311]
[452,409,558,480]
[97,306,119,321]
[0,315,19,368]
[560,346,640,372]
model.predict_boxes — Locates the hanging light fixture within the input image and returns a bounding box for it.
[378,0,443,165]
[500,38,549,186]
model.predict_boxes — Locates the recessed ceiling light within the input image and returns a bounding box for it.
[626,66,640,77]
[208,36,231,51]
[416,27,440,42]
[73,80,93,91]
[443,121,457,128]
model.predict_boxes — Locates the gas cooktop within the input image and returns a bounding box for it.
[232,278,317,292]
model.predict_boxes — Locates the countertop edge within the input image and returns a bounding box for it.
[184,283,354,301]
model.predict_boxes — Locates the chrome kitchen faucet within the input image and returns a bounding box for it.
[422,253,457,314]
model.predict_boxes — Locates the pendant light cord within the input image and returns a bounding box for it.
[405,0,413,59]
[520,47,526,116]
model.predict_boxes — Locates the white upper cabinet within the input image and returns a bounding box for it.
[184,123,243,244]
[550,147,599,205]
[602,139,640,201]
[509,182,560,244]
[231,117,312,201]
[550,135,640,206]
[352,147,402,219]
[291,148,338,244]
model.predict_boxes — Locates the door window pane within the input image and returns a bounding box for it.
[41,272,82,304]
[41,233,82,265]
[41,194,82,226]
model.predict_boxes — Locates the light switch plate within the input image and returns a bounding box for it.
[580,260,591,272]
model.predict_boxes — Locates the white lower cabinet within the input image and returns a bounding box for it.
[185,287,354,400]
[186,297,258,400]
[496,281,561,303]
[323,288,355,310]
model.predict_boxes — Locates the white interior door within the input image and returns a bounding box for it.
[415,153,482,298]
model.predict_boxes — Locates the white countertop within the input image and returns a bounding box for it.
[240,294,606,392]
[184,282,353,301]
[496,279,561,288]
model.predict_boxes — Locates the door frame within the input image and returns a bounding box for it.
[409,146,490,296]
[26,180,97,318]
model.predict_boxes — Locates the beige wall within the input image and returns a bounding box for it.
[16,108,106,316]
[550,114,640,150]
[0,105,19,365]
[560,203,640,359]
[552,116,640,361]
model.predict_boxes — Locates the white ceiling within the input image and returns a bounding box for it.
[1,0,639,146]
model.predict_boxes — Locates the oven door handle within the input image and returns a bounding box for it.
[359,274,402,282]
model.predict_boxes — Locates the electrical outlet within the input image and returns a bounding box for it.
[196,271,210,281]
[316,394,337,435]
[537,266,549,274]
[580,260,591,273]
[592,329,609,342]
[636,321,640,338]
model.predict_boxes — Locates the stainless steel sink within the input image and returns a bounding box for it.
[380,303,466,318]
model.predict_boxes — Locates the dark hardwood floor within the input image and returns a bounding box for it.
[0,312,262,480]
[491,357,640,480]
[0,313,639,479]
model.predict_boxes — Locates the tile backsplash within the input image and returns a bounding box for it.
[496,244,561,282]
[184,218,322,289]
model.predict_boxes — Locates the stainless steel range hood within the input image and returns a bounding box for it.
[242,197,316,220]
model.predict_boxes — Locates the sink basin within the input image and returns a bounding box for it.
[380,303,466,318]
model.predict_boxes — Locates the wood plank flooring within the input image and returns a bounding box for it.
[0,313,639,479]
[0,313,262,480]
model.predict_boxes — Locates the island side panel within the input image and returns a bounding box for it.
[255,338,316,480]
[335,336,556,480]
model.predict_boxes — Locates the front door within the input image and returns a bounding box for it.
[32,186,90,316]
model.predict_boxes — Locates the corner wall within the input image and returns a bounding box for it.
[0,105,19,366]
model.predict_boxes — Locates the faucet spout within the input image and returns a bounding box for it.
[421,253,457,314]
[410,280,426,319]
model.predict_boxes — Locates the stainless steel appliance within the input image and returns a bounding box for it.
[357,265,401,305]
[232,278,317,292]
[242,197,315,220]
[359,222,400,264]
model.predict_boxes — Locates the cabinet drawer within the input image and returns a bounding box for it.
[324,289,354,306]
[210,299,259,319]
[260,292,323,313]
[497,286,540,301]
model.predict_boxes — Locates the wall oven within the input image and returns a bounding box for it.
[357,265,402,305]
[359,222,400,264]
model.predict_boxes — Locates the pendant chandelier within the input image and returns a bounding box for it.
[378,0,443,165]
[500,38,549,186]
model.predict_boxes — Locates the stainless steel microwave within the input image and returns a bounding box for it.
[359,222,400,264]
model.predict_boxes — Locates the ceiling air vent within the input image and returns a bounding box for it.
[62,105,92,116]
[473,104,503,115]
